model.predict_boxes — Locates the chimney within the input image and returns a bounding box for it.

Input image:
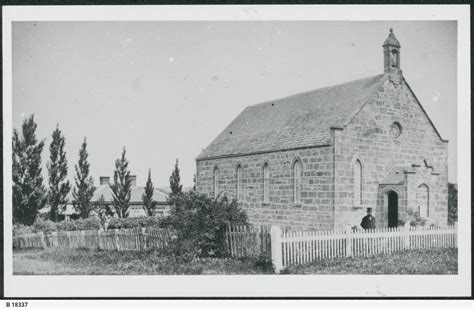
[129,175,137,187]
[99,176,110,185]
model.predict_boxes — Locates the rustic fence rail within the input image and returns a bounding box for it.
[14,227,172,252]
[271,223,457,272]
[224,224,271,258]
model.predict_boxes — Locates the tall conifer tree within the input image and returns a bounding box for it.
[72,138,96,219]
[142,169,155,216]
[12,115,47,225]
[169,159,183,197]
[110,147,132,218]
[47,125,71,222]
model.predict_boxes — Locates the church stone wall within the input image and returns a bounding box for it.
[333,77,449,229]
[196,146,335,230]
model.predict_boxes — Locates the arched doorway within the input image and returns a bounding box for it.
[387,191,398,227]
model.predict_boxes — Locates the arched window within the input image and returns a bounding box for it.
[354,159,362,207]
[213,166,219,198]
[263,162,269,203]
[292,159,302,204]
[416,184,429,218]
[236,164,242,201]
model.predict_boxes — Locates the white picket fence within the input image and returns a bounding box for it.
[270,223,457,272]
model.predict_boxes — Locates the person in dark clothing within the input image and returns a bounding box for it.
[361,207,376,229]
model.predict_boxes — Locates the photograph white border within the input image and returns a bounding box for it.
[2,4,471,297]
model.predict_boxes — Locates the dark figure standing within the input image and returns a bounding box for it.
[361,207,376,229]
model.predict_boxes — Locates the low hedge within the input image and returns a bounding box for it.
[13,216,164,236]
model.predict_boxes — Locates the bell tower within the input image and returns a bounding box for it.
[383,28,402,75]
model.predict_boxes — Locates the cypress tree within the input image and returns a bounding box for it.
[12,115,48,225]
[169,158,183,197]
[47,125,71,222]
[72,138,96,219]
[142,169,155,216]
[110,147,132,218]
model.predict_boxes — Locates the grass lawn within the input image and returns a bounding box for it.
[13,247,457,275]
[283,248,458,275]
[13,247,272,275]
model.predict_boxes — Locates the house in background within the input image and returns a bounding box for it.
[62,175,170,221]
[196,29,449,230]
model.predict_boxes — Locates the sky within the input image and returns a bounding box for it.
[12,21,457,187]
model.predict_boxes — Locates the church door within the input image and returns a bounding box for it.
[388,191,398,228]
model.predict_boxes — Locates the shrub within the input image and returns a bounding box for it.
[107,216,162,230]
[251,254,275,274]
[161,191,248,258]
[448,183,457,225]
[55,217,101,231]
[13,224,34,236]
[32,218,57,233]
[13,216,163,235]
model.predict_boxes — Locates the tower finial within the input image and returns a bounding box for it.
[383,28,402,76]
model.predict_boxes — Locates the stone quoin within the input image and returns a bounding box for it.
[195,29,449,230]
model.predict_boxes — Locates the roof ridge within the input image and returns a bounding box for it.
[249,73,386,109]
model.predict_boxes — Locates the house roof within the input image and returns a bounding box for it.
[197,74,388,160]
[67,185,169,204]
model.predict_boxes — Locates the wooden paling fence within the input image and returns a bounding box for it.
[271,223,457,272]
[14,227,172,252]
[13,232,47,249]
[224,224,271,258]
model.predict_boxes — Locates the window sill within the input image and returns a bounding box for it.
[261,202,270,207]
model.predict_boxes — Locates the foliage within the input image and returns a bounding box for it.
[107,216,162,230]
[248,254,275,274]
[168,158,183,202]
[282,248,458,275]
[142,169,155,216]
[161,191,248,258]
[406,208,429,227]
[95,195,113,230]
[192,174,196,192]
[72,138,96,219]
[12,114,48,226]
[13,215,165,235]
[47,126,71,222]
[110,147,132,218]
[13,224,35,236]
[448,183,457,225]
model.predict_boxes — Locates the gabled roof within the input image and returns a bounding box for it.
[197,74,388,160]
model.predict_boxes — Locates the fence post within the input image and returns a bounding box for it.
[114,229,119,251]
[270,225,283,274]
[403,222,410,250]
[142,227,147,250]
[345,226,352,257]
[98,230,102,250]
[51,231,58,247]
[39,232,46,249]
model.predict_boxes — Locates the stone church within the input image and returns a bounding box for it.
[195,29,449,230]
